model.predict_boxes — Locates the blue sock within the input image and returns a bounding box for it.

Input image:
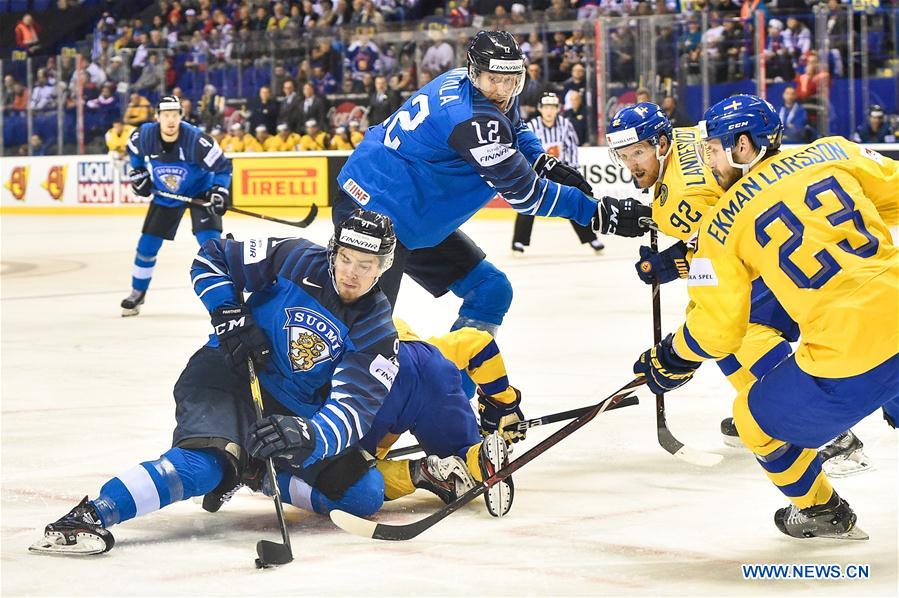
[194,229,220,247]
[91,448,225,527]
[276,469,384,517]
[131,234,164,292]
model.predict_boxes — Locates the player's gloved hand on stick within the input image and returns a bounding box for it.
[248,415,316,464]
[204,185,230,216]
[478,387,526,443]
[129,168,152,197]
[633,334,701,395]
[211,306,273,376]
[635,241,690,285]
[533,153,593,195]
[592,197,652,237]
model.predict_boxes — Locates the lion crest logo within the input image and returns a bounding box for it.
[284,307,343,372]
[154,165,187,193]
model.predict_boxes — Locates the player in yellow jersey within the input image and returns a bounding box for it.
[266,123,301,151]
[633,94,898,539]
[221,123,262,152]
[358,318,523,517]
[605,103,869,475]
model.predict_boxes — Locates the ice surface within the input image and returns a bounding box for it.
[2,213,896,596]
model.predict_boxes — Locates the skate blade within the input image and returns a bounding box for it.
[722,434,743,449]
[29,532,107,556]
[816,525,870,541]
[121,307,141,317]
[823,452,873,479]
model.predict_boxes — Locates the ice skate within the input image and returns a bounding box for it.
[511,242,525,257]
[29,496,115,555]
[120,289,146,317]
[590,239,605,254]
[479,431,513,517]
[774,493,868,540]
[410,455,476,504]
[720,417,743,448]
[819,430,872,478]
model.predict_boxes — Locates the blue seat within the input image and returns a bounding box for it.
[32,0,50,11]
[0,1,11,14]
[10,0,29,11]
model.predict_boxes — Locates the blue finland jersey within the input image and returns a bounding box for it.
[191,237,398,467]
[337,68,598,249]
[128,121,232,208]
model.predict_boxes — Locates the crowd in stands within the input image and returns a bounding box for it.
[3,0,898,155]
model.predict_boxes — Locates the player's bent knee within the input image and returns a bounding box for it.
[161,447,227,498]
[732,393,775,455]
[450,260,513,327]
[313,468,384,517]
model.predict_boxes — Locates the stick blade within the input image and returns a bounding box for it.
[329,510,378,539]
[672,445,724,467]
[255,540,292,568]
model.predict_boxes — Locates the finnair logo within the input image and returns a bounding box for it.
[243,238,268,264]
[488,58,523,72]
[339,229,381,252]
[470,142,515,167]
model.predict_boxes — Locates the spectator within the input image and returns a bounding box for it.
[719,18,745,80]
[421,30,454,76]
[15,14,41,54]
[310,65,338,96]
[2,75,15,106]
[764,18,795,83]
[794,51,830,102]
[298,119,330,150]
[635,87,651,104]
[348,119,365,146]
[609,23,636,84]
[661,95,691,127]
[86,83,118,116]
[345,37,381,82]
[198,84,224,130]
[367,75,401,126]
[221,122,263,152]
[269,122,301,151]
[852,105,896,143]
[280,80,301,128]
[297,83,328,132]
[777,86,809,143]
[181,98,198,125]
[133,52,163,92]
[330,125,356,149]
[10,82,30,111]
[782,16,812,61]
[105,55,128,85]
[562,90,588,145]
[123,92,153,126]
[29,134,46,156]
[562,63,588,110]
[29,69,57,111]
[249,85,279,134]
[272,65,290,98]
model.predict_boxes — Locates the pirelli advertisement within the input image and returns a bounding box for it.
[231,156,335,208]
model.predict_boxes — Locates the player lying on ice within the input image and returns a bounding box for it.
[632,94,899,540]
[603,100,871,476]
[31,210,517,555]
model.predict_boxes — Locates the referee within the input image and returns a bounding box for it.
[512,93,604,254]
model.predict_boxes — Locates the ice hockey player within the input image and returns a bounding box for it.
[633,94,899,540]
[606,101,870,476]
[121,95,232,317]
[334,30,651,337]
[360,318,523,517]
[30,210,398,555]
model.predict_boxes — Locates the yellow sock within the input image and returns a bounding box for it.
[375,459,416,500]
[465,443,483,482]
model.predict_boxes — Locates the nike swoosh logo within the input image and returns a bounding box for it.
[200,217,210,223]
[302,276,322,288]
[149,154,159,158]
[271,238,293,247]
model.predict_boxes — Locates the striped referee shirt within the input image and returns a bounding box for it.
[527,114,581,167]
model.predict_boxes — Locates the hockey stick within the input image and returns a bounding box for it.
[154,189,318,228]
[329,378,645,541]
[384,394,640,459]
[649,228,722,467]
[247,356,294,568]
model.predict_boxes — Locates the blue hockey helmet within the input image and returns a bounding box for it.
[606,102,672,150]
[698,94,782,173]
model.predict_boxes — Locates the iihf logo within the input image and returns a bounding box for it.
[283,307,343,371]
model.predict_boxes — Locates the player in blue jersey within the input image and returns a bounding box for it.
[121,95,232,317]
[30,210,400,556]
[335,31,651,336]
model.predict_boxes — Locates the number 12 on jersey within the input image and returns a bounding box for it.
[384,95,430,150]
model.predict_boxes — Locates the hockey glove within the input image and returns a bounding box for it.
[248,415,316,465]
[592,197,652,237]
[635,241,690,285]
[129,168,152,197]
[211,306,273,376]
[203,184,230,216]
[478,387,526,443]
[633,334,701,395]
[533,153,593,195]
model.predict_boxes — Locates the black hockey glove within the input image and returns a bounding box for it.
[129,167,152,197]
[211,306,273,376]
[635,241,690,285]
[248,415,316,464]
[203,184,230,216]
[533,153,593,195]
[633,334,701,395]
[592,197,652,237]
[478,387,526,443]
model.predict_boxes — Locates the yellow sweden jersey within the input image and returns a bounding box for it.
[674,137,899,378]
[221,134,262,153]
[266,133,301,151]
[653,126,724,241]
[105,125,135,154]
